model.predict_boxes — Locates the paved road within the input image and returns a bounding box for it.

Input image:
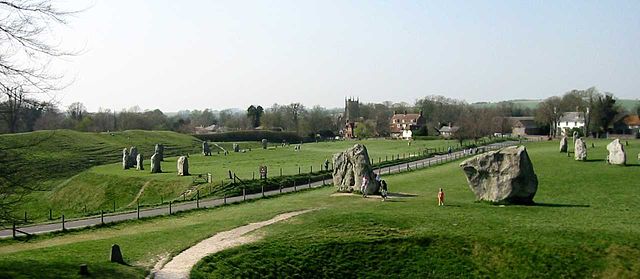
[0,141,516,238]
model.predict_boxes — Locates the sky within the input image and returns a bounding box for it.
[53,0,640,112]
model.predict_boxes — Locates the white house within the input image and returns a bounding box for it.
[557,112,585,136]
[402,129,413,140]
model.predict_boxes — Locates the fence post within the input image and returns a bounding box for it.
[261,185,265,198]
[308,177,311,188]
[101,210,104,225]
[310,166,313,174]
[223,194,227,205]
[12,223,16,238]
[243,187,246,201]
[24,211,27,223]
[279,184,282,193]
[137,202,140,219]
[322,175,325,186]
[294,180,297,191]
[169,201,172,215]
[196,190,200,208]
[252,172,255,180]
[62,214,65,231]
[280,168,282,177]
[298,166,301,174]
[388,166,391,174]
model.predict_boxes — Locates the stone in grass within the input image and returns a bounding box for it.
[459,146,538,204]
[332,144,379,195]
[559,136,568,153]
[110,244,125,264]
[79,264,89,276]
[233,143,240,152]
[606,139,626,165]
[202,141,212,156]
[122,148,130,170]
[155,144,164,161]
[261,139,268,149]
[151,152,162,173]
[574,138,587,161]
[177,156,189,176]
[128,146,138,168]
[136,153,144,170]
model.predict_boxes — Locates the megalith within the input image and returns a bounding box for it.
[459,146,538,204]
[155,144,164,161]
[559,137,567,153]
[574,138,587,161]
[332,144,378,194]
[122,148,130,170]
[128,146,138,168]
[110,244,125,264]
[177,156,189,176]
[202,141,212,156]
[606,139,626,165]
[233,143,240,152]
[136,153,144,170]
[261,139,268,149]
[150,153,162,173]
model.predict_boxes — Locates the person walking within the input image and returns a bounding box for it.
[361,175,369,198]
[438,188,445,206]
[380,180,388,201]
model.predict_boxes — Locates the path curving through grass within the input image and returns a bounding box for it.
[153,209,316,279]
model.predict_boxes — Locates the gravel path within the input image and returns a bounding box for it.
[152,209,315,279]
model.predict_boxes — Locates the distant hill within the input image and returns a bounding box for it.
[472,99,639,112]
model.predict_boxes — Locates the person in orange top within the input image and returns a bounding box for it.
[438,188,445,206]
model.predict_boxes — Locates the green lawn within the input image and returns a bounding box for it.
[12,133,466,222]
[0,139,638,278]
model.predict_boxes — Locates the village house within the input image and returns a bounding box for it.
[557,112,585,136]
[508,117,544,136]
[389,110,426,139]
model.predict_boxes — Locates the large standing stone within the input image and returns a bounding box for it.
[128,146,138,168]
[150,153,162,173]
[575,138,587,161]
[261,139,268,149]
[202,141,212,156]
[233,143,240,152]
[155,144,164,161]
[606,139,626,165]
[572,131,579,142]
[559,137,567,153]
[332,144,379,194]
[110,244,125,264]
[459,146,538,204]
[122,148,130,170]
[136,154,144,170]
[177,156,189,176]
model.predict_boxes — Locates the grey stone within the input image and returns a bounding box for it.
[122,148,130,170]
[177,156,189,176]
[233,143,240,152]
[459,146,538,204]
[202,141,212,156]
[155,144,164,161]
[128,146,138,168]
[575,138,587,161]
[261,139,268,149]
[136,154,144,170]
[559,137,567,153]
[606,139,626,165]
[332,144,379,194]
[110,244,125,264]
[150,152,162,173]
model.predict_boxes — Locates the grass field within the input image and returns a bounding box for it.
[5,130,468,223]
[0,139,638,278]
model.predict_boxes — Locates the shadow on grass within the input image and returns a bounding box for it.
[388,192,418,198]
[584,159,604,162]
[532,203,590,208]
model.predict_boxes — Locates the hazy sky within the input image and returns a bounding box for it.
[55,0,640,112]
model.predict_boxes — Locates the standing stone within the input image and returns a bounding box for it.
[128,146,138,168]
[559,137,568,153]
[122,148,130,170]
[459,146,538,204]
[575,138,587,161]
[177,156,189,176]
[606,139,626,165]
[202,141,212,156]
[233,143,240,152]
[110,244,125,264]
[261,139,268,149]
[136,154,144,170]
[332,144,379,194]
[155,144,164,161]
[150,152,162,173]
[572,131,578,142]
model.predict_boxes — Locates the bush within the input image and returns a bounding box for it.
[194,130,303,143]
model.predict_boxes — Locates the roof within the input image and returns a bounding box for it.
[391,113,422,121]
[559,112,585,123]
[623,115,640,126]
[439,126,459,133]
